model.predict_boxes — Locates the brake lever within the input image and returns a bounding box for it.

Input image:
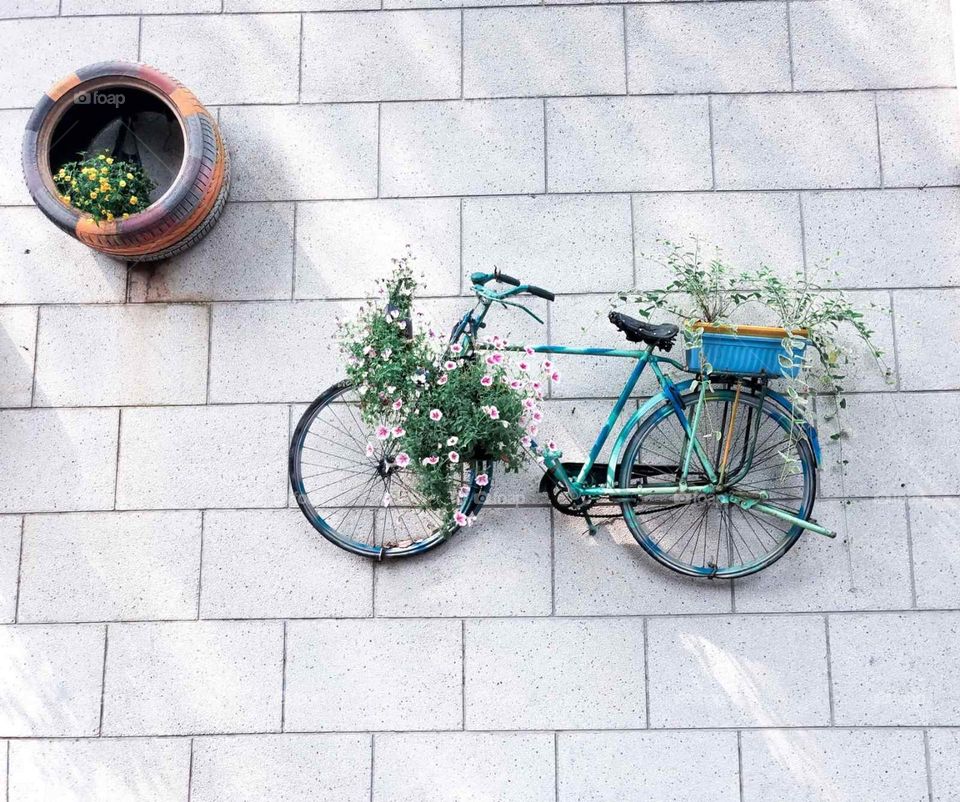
[496,298,545,325]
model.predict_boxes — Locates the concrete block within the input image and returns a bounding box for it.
[8,738,190,802]
[464,6,625,97]
[285,619,462,731]
[647,615,830,727]
[102,621,284,735]
[295,199,460,298]
[380,99,544,196]
[191,734,370,802]
[34,304,208,407]
[464,617,646,729]
[713,94,880,190]
[803,189,960,288]
[374,732,554,801]
[829,611,960,725]
[374,507,552,617]
[0,408,118,513]
[220,105,378,201]
[18,511,201,623]
[302,11,460,102]
[0,305,37,407]
[129,203,295,303]
[200,509,372,618]
[462,194,633,294]
[626,2,790,93]
[140,15,300,104]
[116,405,288,510]
[878,89,960,188]
[0,624,105,736]
[791,0,955,90]
[547,96,712,192]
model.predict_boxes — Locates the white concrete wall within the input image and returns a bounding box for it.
[0,1,959,799]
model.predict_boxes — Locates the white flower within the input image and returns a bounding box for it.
[447,436,459,446]
[448,451,460,464]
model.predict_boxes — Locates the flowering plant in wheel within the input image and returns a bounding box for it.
[289,256,552,558]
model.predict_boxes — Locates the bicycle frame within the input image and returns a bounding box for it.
[454,281,835,539]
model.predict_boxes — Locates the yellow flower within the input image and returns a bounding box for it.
[122,213,130,219]
[89,191,98,199]
[60,194,70,203]
[105,157,114,164]
[118,180,126,188]
[106,212,114,221]
[126,172,134,180]
[97,154,105,160]
[129,196,138,205]
[100,167,108,174]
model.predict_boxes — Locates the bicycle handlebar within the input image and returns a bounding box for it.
[470,269,557,302]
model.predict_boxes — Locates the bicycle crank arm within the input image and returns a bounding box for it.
[724,495,837,538]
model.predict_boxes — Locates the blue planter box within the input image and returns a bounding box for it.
[685,330,807,378]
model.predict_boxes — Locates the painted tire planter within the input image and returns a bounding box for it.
[22,61,229,262]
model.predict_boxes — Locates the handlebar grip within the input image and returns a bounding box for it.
[527,284,556,302]
[494,269,521,287]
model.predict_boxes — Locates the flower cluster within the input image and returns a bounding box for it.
[53,152,155,223]
[340,256,554,522]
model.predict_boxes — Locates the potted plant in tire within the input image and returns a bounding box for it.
[22,61,230,262]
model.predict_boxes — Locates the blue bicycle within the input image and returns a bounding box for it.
[291,270,834,577]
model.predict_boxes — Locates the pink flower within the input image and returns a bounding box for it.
[523,398,535,410]
[543,360,553,370]
[429,409,443,421]
[485,352,504,366]
[392,398,403,411]
[510,380,522,389]
[454,511,468,526]
[518,361,529,372]
[524,345,535,355]
[422,455,440,466]
[475,473,489,487]
[521,435,532,448]
[394,452,410,468]
[391,426,405,438]
[444,360,457,371]
[480,375,493,387]
[437,374,448,386]
[382,492,392,508]
[547,440,558,451]
[365,443,375,457]
[450,343,462,354]
[457,484,470,499]
[448,451,460,463]
[550,371,561,382]
[532,410,543,423]
[487,406,500,420]
[527,424,539,436]
[375,424,390,440]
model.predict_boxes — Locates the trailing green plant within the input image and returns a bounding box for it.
[340,255,546,521]
[617,239,892,457]
[53,151,155,223]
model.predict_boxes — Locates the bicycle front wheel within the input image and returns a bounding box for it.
[290,380,493,558]
[618,389,816,578]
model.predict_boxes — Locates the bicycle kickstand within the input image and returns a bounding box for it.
[582,510,599,537]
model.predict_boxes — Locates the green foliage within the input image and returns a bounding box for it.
[53,151,155,223]
[618,239,892,462]
[340,256,543,521]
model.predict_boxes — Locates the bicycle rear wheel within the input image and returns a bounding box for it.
[290,380,493,558]
[618,389,816,578]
